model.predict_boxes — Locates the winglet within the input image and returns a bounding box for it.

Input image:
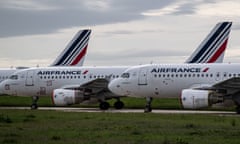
[51,29,91,66]
[186,22,232,63]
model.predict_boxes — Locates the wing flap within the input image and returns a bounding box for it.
[213,77,240,89]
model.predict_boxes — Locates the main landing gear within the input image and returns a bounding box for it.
[99,99,124,110]
[31,96,39,110]
[236,105,240,114]
[144,97,153,113]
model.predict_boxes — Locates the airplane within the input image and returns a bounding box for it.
[0,29,91,83]
[0,22,232,110]
[108,63,240,114]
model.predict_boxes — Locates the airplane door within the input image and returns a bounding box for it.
[25,70,34,86]
[138,68,148,85]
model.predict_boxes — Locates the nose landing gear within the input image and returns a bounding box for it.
[31,96,39,109]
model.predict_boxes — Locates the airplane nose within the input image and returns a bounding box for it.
[0,83,6,95]
[108,79,124,96]
[0,81,11,95]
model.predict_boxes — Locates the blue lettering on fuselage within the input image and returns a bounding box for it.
[37,71,82,75]
[151,68,201,73]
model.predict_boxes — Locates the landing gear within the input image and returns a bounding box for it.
[114,100,124,109]
[236,106,240,114]
[99,101,110,110]
[144,97,152,113]
[31,96,39,110]
[99,99,124,110]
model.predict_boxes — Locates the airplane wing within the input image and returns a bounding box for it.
[80,78,109,93]
[192,77,240,91]
[60,78,113,97]
[212,77,240,89]
[59,78,109,90]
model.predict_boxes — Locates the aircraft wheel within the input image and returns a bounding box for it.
[144,106,152,113]
[236,106,240,114]
[114,101,124,109]
[31,104,38,110]
[99,102,110,110]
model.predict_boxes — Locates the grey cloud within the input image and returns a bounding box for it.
[170,0,216,15]
[0,0,176,38]
[100,29,164,37]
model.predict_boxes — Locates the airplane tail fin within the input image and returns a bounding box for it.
[51,29,91,66]
[185,22,232,63]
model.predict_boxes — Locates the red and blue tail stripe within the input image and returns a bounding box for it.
[51,29,91,66]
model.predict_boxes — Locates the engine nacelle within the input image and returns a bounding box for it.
[180,89,223,109]
[52,89,88,106]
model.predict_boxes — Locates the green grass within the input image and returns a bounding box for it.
[0,95,180,109]
[0,109,240,144]
[0,95,236,111]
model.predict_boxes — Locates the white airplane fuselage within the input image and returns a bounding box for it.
[0,66,128,97]
[108,63,240,98]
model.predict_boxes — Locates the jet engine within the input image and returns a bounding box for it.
[180,89,223,109]
[52,89,89,106]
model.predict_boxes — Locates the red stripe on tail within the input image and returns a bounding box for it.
[70,44,88,66]
[207,39,228,63]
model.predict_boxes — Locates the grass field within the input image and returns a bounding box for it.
[0,95,236,111]
[0,95,181,109]
[0,109,240,144]
[0,95,239,143]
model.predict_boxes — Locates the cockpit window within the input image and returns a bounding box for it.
[10,75,18,80]
[121,73,130,78]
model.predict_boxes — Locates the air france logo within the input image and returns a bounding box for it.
[151,67,210,73]
[83,70,89,75]
[37,70,82,75]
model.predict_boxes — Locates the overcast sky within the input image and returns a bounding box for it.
[0,0,240,67]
